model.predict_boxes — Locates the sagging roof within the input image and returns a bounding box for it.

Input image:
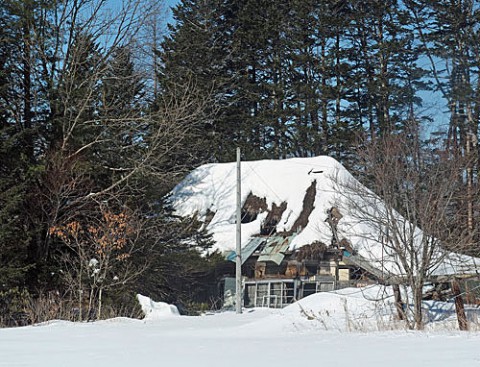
[227,234,295,266]
[226,237,266,265]
[257,236,292,265]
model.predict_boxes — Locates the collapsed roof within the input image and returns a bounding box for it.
[169,156,480,278]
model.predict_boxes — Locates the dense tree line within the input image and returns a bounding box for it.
[2,0,480,325]
[160,0,431,164]
[0,0,221,325]
[160,0,480,174]
[161,0,480,248]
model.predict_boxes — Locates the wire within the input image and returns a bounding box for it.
[447,281,480,302]
[331,283,392,300]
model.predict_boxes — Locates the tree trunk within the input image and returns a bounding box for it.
[97,287,103,321]
[413,286,424,330]
[78,263,83,322]
[451,279,468,331]
[22,4,34,161]
[393,284,405,321]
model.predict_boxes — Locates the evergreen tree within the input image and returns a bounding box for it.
[159,0,430,166]
[410,0,480,248]
[0,0,221,322]
[159,0,229,163]
[0,0,56,290]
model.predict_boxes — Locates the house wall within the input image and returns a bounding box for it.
[339,268,350,281]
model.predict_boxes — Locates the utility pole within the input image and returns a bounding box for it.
[236,147,242,314]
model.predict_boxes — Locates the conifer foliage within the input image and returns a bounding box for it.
[0,0,217,324]
[159,0,430,164]
[2,0,480,325]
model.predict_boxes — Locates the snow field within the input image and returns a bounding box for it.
[2,288,480,367]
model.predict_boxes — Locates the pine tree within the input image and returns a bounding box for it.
[410,0,480,248]
[158,0,229,163]
[0,0,55,290]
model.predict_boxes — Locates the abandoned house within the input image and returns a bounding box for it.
[223,235,384,309]
[168,156,480,310]
[221,192,384,309]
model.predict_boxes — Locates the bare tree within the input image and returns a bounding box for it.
[26,0,212,264]
[332,132,479,330]
[0,0,214,321]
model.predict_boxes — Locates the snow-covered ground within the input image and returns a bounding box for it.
[2,288,480,367]
[3,157,472,366]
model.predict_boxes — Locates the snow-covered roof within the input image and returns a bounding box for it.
[169,156,480,278]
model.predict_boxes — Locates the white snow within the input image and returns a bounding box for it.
[2,287,480,366]
[136,294,180,319]
[169,155,480,277]
[170,156,343,251]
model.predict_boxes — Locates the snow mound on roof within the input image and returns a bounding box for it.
[169,155,480,277]
[137,295,180,320]
[170,156,344,251]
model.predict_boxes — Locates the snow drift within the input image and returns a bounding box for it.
[136,294,180,320]
[3,287,480,367]
[252,285,470,333]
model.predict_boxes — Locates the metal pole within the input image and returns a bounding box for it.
[235,147,242,314]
